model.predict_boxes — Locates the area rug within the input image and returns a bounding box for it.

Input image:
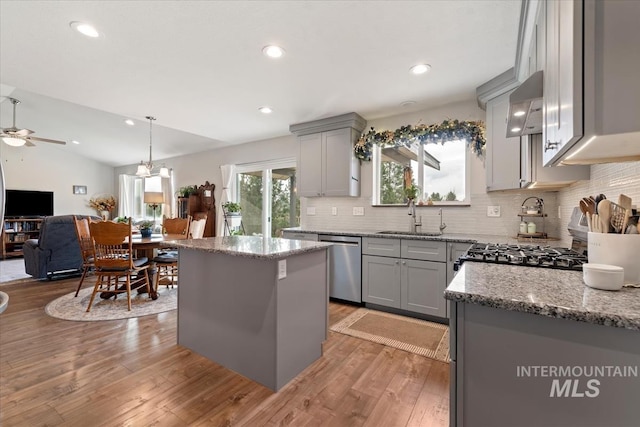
[45,286,177,321]
[0,258,32,285]
[330,308,450,362]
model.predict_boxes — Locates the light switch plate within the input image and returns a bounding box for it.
[278,260,286,279]
[332,207,337,216]
[487,206,501,217]
[306,207,316,216]
[353,207,364,216]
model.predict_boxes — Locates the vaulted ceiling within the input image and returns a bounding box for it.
[0,1,520,167]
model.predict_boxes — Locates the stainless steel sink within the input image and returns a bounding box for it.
[376,230,442,236]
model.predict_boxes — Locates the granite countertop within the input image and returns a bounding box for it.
[445,263,640,331]
[283,227,526,245]
[163,235,332,260]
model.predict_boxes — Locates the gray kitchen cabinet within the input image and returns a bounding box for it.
[362,238,449,318]
[542,0,582,165]
[362,254,401,308]
[542,0,640,165]
[486,91,589,191]
[485,91,527,191]
[290,113,366,197]
[402,258,447,317]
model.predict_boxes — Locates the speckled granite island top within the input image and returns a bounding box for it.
[163,235,331,260]
[445,263,640,331]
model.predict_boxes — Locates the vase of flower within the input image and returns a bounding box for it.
[100,210,110,221]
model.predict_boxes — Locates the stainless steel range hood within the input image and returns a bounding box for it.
[506,70,543,138]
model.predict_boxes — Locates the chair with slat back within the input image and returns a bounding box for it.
[188,215,207,239]
[153,216,191,290]
[86,220,151,312]
[72,216,95,297]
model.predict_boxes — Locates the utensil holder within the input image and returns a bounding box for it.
[588,232,640,285]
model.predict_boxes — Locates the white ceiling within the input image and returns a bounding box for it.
[0,0,521,167]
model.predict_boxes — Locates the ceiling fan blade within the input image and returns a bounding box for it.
[27,136,67,145]
[15,128,34,136]
[25,140,36,147]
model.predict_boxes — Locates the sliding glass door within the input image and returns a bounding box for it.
[235,159,298,237]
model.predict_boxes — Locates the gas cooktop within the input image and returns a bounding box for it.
[455,243,587,271]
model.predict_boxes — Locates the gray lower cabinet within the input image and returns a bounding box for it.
[362,254,400,308]
[402,258,447,317]
[447,242,473,286]
[362,237,448,318]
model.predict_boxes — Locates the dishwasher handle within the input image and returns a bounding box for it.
[318,235,362,246]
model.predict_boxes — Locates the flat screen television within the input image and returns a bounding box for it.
[4,189,54,217]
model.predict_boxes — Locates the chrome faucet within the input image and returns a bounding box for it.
[408,199,422,233]
[439,208,447,234]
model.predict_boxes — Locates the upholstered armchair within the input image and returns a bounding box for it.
[23,215,98,280]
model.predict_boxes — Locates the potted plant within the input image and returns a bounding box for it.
[223,202,242,216]
[404,184,419,201]
[177,185,198,198]
[138,220,155,238]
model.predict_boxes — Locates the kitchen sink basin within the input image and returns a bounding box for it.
[377,230,442,236]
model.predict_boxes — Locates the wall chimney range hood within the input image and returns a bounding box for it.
[506,70,543,138]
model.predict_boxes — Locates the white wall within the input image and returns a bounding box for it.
[1,142,115,216]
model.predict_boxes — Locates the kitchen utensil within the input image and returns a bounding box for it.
[597,199,611,233]
[618,194,632,234]
[583,263,624,291]
[594,194,606,213]
[609,201,627,233]
[590,213,597,232]
[585,211,593,231]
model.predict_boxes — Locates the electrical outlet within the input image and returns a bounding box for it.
[332,207,337,216]
[306,207,316,216]
[558,206,562,219]
[487,206,501,217]
[353,207,364,216]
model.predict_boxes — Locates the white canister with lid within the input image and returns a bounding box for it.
[519,221,528,234]
[527,222,537,234]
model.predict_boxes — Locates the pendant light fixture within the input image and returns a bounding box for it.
[136,116,170,178]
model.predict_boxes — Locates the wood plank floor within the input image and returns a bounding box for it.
[0,277,449,426]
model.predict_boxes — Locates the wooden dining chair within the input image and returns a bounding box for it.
[73,215,95,297]
[188,216,207,239]
[153,216,191,290]
[86,220,151,312]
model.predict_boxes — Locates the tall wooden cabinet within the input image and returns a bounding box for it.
[177,182,216,237]
[290,112,366,197]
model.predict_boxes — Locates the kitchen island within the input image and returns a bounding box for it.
[166,236,331,391]
[445,263,640,427]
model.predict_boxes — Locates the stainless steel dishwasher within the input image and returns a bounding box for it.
[318,234,362,303]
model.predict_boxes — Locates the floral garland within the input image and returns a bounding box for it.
[354,119,486,162]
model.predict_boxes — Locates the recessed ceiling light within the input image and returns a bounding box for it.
[70,21,100,38]
[262,45,285,58]
[410,64,431,75]
[124,119,135,126]
[72,140,80,145]
[513,110,526,117]
[511,127,522,133]
[400,100,416,107]
[258,106,273,114]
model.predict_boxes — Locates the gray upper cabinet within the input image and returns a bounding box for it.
[290,113,366,197]
[484,78,588,192]
[485,91,522,191]
[542,0,640,165]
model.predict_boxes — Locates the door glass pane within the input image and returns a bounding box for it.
[271,167,299,237]
[238,171,263,236]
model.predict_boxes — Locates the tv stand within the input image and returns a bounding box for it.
[1,217,43,259]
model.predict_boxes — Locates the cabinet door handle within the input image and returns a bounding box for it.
[402,261,406,265]
[544,140,560,152]
[395,260,399,265]
[449,243,453,261]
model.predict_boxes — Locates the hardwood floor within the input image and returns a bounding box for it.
[0,278,449,426]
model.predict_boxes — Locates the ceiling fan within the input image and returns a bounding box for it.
[1,97,66,147]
